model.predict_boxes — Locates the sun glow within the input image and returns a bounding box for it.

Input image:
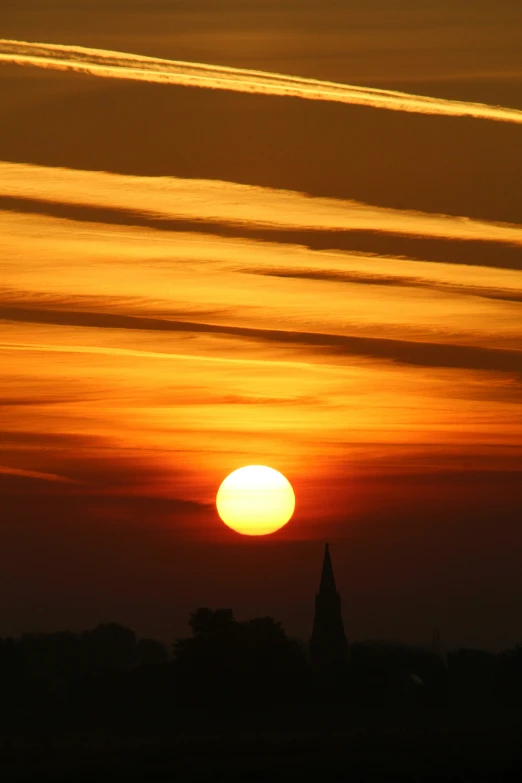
[216,465,296,536]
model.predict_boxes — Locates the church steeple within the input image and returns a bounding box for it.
[310,543,348,670]
[318,542,337,595]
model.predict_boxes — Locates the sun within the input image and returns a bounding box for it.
[216,465,295,536]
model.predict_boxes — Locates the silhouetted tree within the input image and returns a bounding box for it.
[19,631,80,681]
[80,623,137,674]
[447,648,497,706]
[497,646,522,705]
[6,613,521,730]
[189,607,235,638]
[0,637,27,727]
[348,641,447,706]
[173,608,306,707]
[137,637,168,667]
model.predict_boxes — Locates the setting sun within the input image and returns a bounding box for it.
[216,466,296,536]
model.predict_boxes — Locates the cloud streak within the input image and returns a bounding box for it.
[2,304,521,376]
[2,39,522,125]
[253,267,522,304]
[0,465,82,484]
[2,193,522,272]
[2,162,522,250]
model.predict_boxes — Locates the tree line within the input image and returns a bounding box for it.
[1,608,522,730]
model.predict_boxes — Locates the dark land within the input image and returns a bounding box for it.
[2,547,522,781]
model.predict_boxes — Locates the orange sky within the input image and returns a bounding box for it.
[1,0,521,649]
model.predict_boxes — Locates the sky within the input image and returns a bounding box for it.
[1,0,521,650]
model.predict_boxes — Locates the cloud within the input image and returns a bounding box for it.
[0,472,211,535]
[2,162,522,249]
[253,267,522,304]
[0,465,82,484]
[0,428,213,515]
[1,38,522,125]
[3,303,522,376]
[2,192,522,272]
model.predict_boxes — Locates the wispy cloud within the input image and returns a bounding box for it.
[253,267,522,304]
[2,303,522,376]
[0,465,82,484]
[2,39,522,125]
[3,193,521,272]
[2,162,522,248]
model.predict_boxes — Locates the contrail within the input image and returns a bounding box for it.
[1,39,522,125]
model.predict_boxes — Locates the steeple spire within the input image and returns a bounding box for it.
[318,542,337,595]
[310,543,348,670]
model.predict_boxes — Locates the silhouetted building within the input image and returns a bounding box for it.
[310,543,349,670]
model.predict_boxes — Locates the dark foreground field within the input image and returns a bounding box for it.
[2,709,522,782]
